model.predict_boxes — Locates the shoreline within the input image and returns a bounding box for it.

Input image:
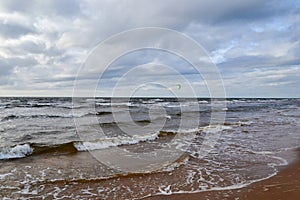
[1,147,300,199]
[145,148,300,200]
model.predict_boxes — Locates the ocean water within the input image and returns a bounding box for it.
[0,97,299,199]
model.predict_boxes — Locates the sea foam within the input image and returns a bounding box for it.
[74,132,160,151]
[0,144,33,160]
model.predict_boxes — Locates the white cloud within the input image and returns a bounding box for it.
[0,0,299,97]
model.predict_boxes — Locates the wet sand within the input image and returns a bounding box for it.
[2,148,300,199]
[146,148,300,200]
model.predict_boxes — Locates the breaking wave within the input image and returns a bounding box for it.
[0,144,33,160]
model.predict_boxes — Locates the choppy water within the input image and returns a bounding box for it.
[0,97,299,199]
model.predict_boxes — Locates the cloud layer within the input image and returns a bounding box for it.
[0,0,299,97]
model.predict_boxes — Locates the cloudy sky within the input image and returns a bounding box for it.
[0,0,299,97]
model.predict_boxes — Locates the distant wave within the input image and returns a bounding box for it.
[198,100,209,104]
[1,113,84,121]
[223,120,253,127]
[95,111,112,116]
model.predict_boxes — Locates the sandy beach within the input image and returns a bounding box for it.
[146,148,300,200]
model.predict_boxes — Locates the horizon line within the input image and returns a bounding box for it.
[0,96,299,99]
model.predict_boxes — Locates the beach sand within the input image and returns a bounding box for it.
[145,148,300,200]
[2,148,300,199]
[3,149,300,199]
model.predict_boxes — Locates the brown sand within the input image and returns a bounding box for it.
[3,149,300,199]
[145,149,300,200]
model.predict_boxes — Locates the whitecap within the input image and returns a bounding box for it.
[0,144,33,160]
[73,132,159,151]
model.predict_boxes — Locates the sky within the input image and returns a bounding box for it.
[0,0,299,97]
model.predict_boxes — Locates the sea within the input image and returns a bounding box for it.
[0,97,299,199]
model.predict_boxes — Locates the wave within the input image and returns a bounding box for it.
[0,125,231,160]
[0,132,163,160]
[1,113,85,121]
[99,115,173,126]
[162,125,231,135]
[223,121,253,127]
[86,98,109,103]
[279,109,300,118]
[56,105,83,109]
[95,111,112,116]
[198,100,209,104]
[28,103,56,107]
[2,102,84,109]
[96,102,133,107]
[74,132,159,151]
[3,102,56,108]
[135,119,152,124]
[0,144,33,160]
